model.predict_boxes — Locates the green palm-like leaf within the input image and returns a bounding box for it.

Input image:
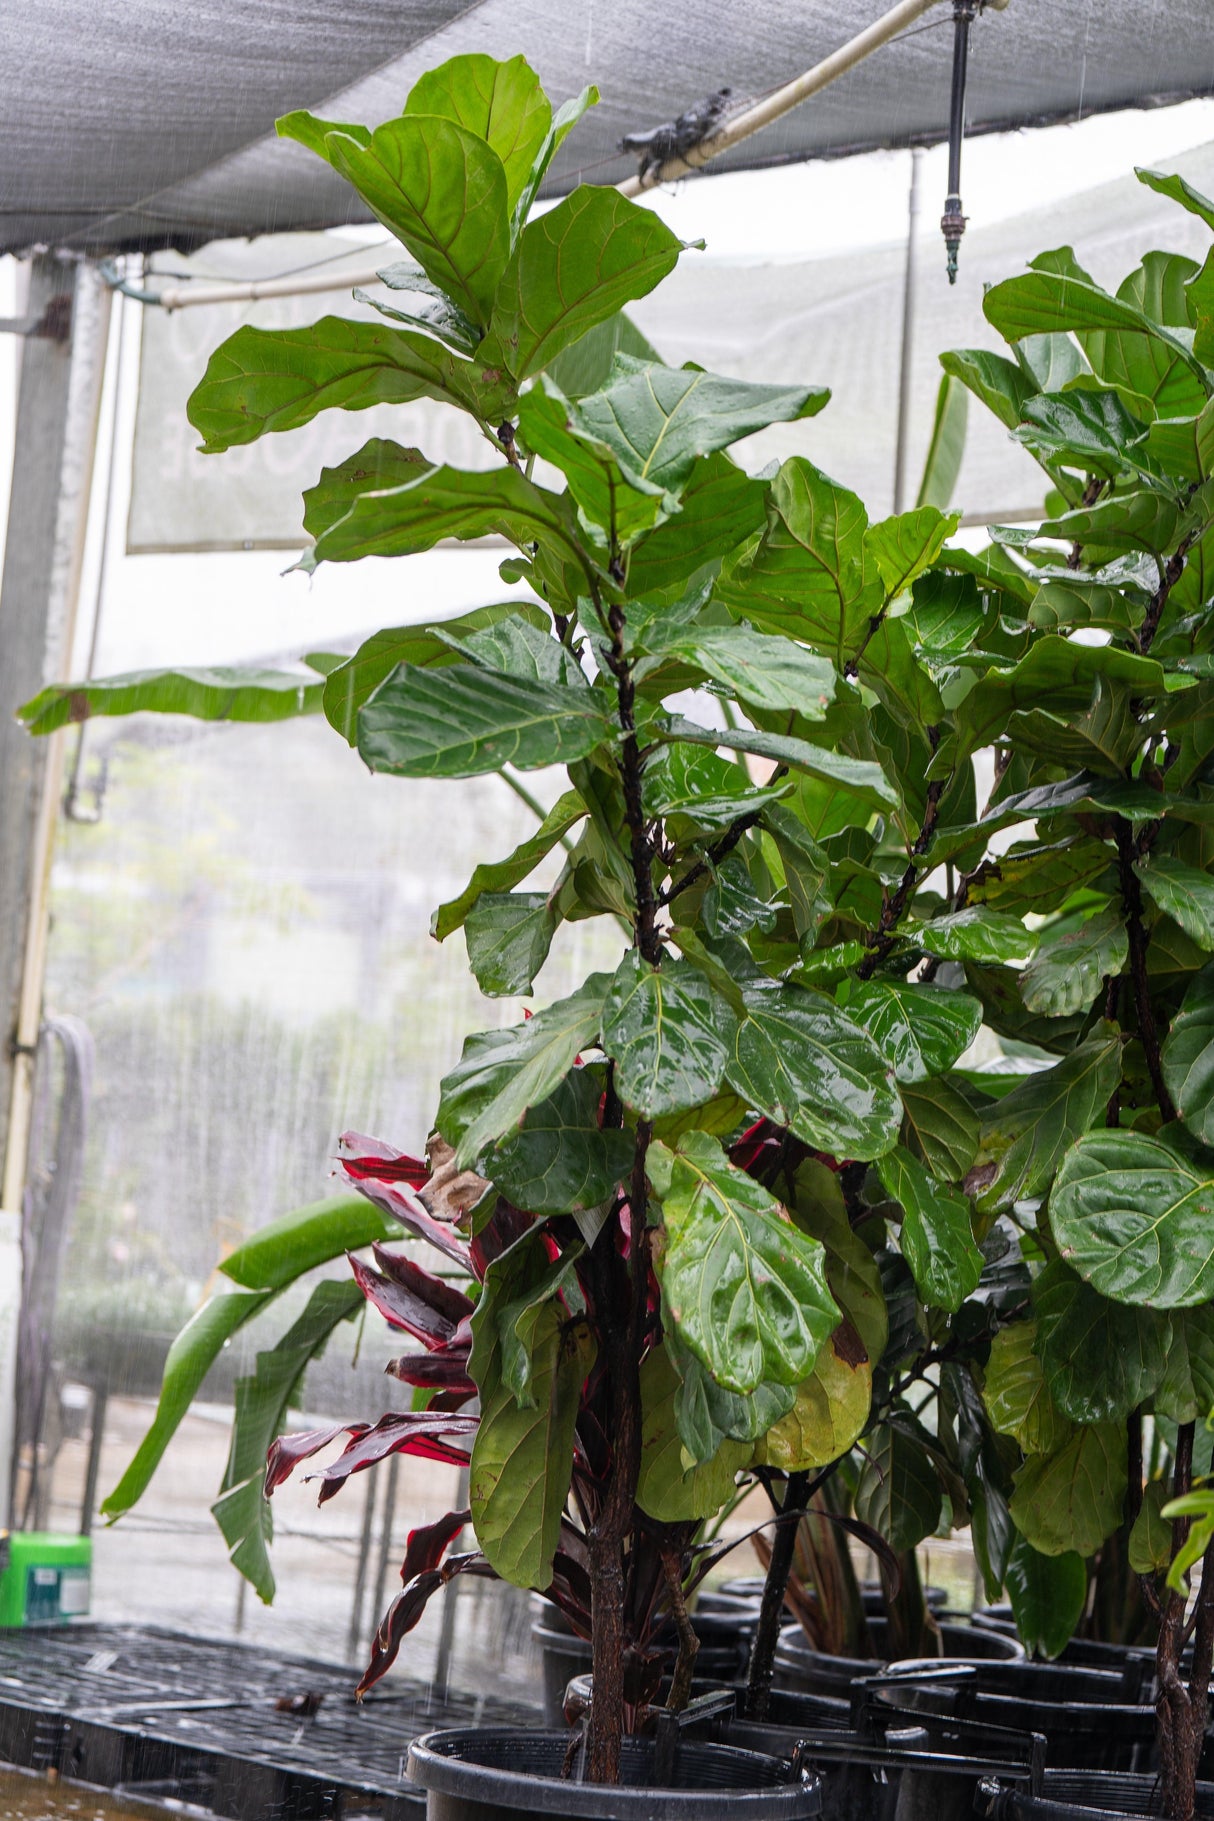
[19,667,323,736]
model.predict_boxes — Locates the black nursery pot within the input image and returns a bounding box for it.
[872,1659,1157,1773]
[532,1607,755,1728]
[406,1729,822,1821]
[976,1769,1214,1820]
[971,1607,1157,1676]
[771,1619,1023,1698]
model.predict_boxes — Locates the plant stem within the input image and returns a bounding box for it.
[857,750,946,981]
[1158,1422,1199,1821]
[1138,519,1199,655]
[660,1548,700,1712]
[744,1469,809,1720]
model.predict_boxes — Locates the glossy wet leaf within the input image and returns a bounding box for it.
[637,1345,751,1520]
[187,320,513,453]
[516,383,663,544]
[649,1131,839,1395]
[644,744,786,832]
[634,623,836,717]
[878,1144,982,1313]
[1009,1423,1127,1558]
[982,1321,1071,1456]
[1162,966,1214,1146]
[1034,1258,1170,1422]
[789,1159,888,1362]
[464,892,557,996]
[951,637,1169,761]
[510,83,599,234]
[324,602,549,745]
[845,980,982,1084]
[724,980,902,1162]
[1020,905,1128,1018]
[864,505,959,599]
[939,348,1034,430]
[913,909,1036,967]
[213,1278,363,1601]
[1156,1305,1214,1425]
[437,973,610,1167]
[1141,853,1214,950]
[663,716,897,815]
[753,1326,872,1472]
[1051,1127,1214,1307]
[485,1068,633,1221]
[1129,1480,1174,1575]
[219,1194,402,1291]
[901,1076,980,1181]
[602,951,737,1119]
[970,1033,1122,1211]
[668,1332,795,1464]
[403,53,551,215]
[359,663,610,778]
[489,189,684,380]
[626,453,769,596]
[854,1418,943,1552]
[433,788,585,941]
[1005,1537,1087,1661]
[470,1300,595,1587]
[569,357,828,502]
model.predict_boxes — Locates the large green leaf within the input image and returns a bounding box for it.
[516,383,663,544]
[854,1417,943,1552]
[358,662,610,778]
[971,1034,1122,1211]
[101,1289,274,1516]
[1016,388,1152,480]
[19,666,323,735]
[790,1159,888,1362]
[1141,854,1214,950]
[668,1329,795,1463]
[187,321,513,453]
[950,637,1168,761]
[305,457,585,569]
[485,1068,634,1223]
[470,1299,595,1587]
[901,1075,980,1180]
[1136,166,1214,235]
[1040,488,1185,556]
[1005,1536,1087,1661]
[753,1327,873,1472]
[915,371,968,509]
[913,909,1036,967]
[602,952,737,1119]
[1162,965,1214,1147]
[626,453,769,596]
[634,623,836,717]
[1155,1305,1214,1425]
[511,84,599,234]
[938,348,1034,431]
[402,53,551,216]
[570,357,828,501]
[212,1279,362,1602]
[662,717,897,815]
[857,617,945,732]
[284,115,510,323]
[649,1131,839,1395]
[323,603,549,745]
[1009,1424,1127,1558]
[488,189,684,381]
[1034,1258,1170,1422]
[646,744,787,832]
[864,506,959,600]
[878,1143,982,1313]
[437,974,611,1167]
[718,457,883,668]
[219,1195,402,1291]
[844,980,981,1084]
[982,1321,1071,1456]
[724,980,902,1162]
[464,892,557,996]
[983,263,1206,420]
[1020,906,1128,1018]
[433,787,585,940]
[637,1345,752,1519]
[1051,1128,1214,1307]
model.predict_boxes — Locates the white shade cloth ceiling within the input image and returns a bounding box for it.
[7,0,1214,257]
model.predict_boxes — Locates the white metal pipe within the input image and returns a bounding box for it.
[158,0,953,311]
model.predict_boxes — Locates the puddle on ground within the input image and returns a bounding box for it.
[0,1768,180,1819]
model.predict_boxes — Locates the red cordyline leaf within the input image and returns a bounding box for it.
[339,1129,427,1184]
[385,1350,476,1394]
[469,1200,532,1281]
[348,1252,469,1348]
[307,1411,477,1504]
[371,1242,473,1324]
[358,1551,490,1696]
[345,1170,471,1269]
[265,1422,367,1495]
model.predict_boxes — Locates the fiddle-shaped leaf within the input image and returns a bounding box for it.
[437,974,611,1167]
[511,84,599,234]
[484,1068,634,1224]
[753,1325,872,1472]
[1162,965,1214,1147]
[982,1321,1071,1456]
[1141,853,1214,950]
[667,1331,795,1465]
[637,1344,752,1519]
[633,623,836,717]
[1051,1127,1214,1307]
[913,909,1036,967]
[1034,1258,1170,1423]
[568,357,828,501]
[516,383,663,544]
[464,892,558,996]
[402,53,552,215]
[970,1032,1122,1212]
[602,951,737,1119]
[845,980,982,1084]
[1136,165,1214,234]
[358,663,610,777]
[626,452,769,596]
[1020,905,1128,1018]
[187,321,514,452]
[661,717,897,815]
[649,1130,839,1395]
[724,979,902,1162]
[902,1076,980,1180]
[878,1143,982,1314]
[489,189,685,380]
[433,788,585,941]
[854,1417,943,1552]
[1009,1423,1127,1558]
[863,505,959,599]
[1005,1537,1087,1661]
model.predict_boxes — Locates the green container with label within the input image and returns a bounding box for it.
[0,1531,91,1626]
